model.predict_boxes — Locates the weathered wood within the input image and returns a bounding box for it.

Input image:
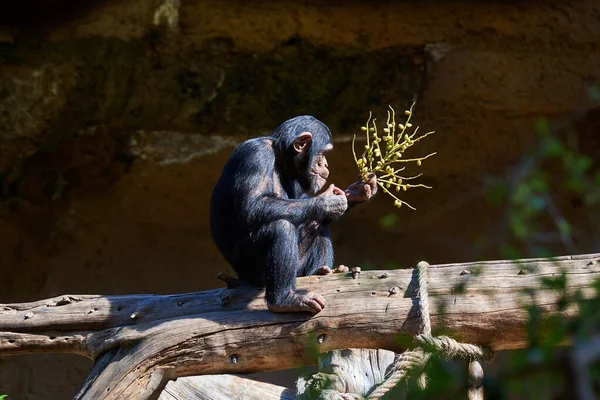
[467,360,484,400]
[296,348,398,399]
[1,253,599,399]
[158,375,295,400]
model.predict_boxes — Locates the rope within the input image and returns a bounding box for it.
[366,261,484,400]
[417,261,432,336]
[415,334,483,359]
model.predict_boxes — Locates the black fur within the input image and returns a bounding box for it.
[210,116,335,306]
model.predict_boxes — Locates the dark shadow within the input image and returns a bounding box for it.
[400,267,421,336]
[0,0,106,28]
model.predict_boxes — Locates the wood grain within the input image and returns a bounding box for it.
[1,253,598,399]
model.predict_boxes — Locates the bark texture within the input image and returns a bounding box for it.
[1,253,599,399]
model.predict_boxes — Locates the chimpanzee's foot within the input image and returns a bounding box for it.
[315,265,350,275]
[316,266,333,275]
[267,290,327,313]
[334,265,350,273]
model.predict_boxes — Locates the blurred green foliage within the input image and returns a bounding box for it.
[488,111,600,260]
[411,105,600,398]
[379,213,399,229]
[382,101,600,398]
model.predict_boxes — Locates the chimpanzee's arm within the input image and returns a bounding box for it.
[239,174,325,229]
[232,141,344,229]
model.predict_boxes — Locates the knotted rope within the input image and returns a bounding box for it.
[366,261,484,400]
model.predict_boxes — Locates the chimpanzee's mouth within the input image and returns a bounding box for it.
[310,172,327,189]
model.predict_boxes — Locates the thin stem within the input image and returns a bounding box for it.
[392,152,437,164]
[352,134,359,165]
[378,182,417,210]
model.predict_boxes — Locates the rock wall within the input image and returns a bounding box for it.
[1,0,600,398]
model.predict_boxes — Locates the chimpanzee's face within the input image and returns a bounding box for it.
[292,131,333,195]
[309,152,330,194]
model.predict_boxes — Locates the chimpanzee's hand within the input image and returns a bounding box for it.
[317,184,348,220]
[345,173,378,203]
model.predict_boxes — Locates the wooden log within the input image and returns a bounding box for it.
[0,253,599,399]
[158,375,295,400]
[467,360,484,400]
[296,348,398,399]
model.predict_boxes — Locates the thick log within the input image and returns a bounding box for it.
[159,349,398,400]
[158,375,295,400]
[296,348,398,399]
[1,253,599,399]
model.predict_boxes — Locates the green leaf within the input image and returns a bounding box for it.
[565,177,585,193]
[595,170,600,186]
[573,156,592,173]
[535,117,550,135]
[488,184,508,205]
[379,213,398,229]
[510,216,531,239]
[529,172,548,192]
[542,136,564,158]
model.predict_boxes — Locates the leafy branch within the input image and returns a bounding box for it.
[352,103,436,209]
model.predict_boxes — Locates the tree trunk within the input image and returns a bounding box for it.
[0,253,598,399]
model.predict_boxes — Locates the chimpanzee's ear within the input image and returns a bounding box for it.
[293,132,312,153]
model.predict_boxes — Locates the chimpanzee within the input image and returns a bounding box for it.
[210,116,377,313]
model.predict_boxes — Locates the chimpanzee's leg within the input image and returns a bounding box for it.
[231,220,327,313]
[262,220,300,301]
[297,222,334,277]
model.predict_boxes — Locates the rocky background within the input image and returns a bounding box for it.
[1,0,600,398]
